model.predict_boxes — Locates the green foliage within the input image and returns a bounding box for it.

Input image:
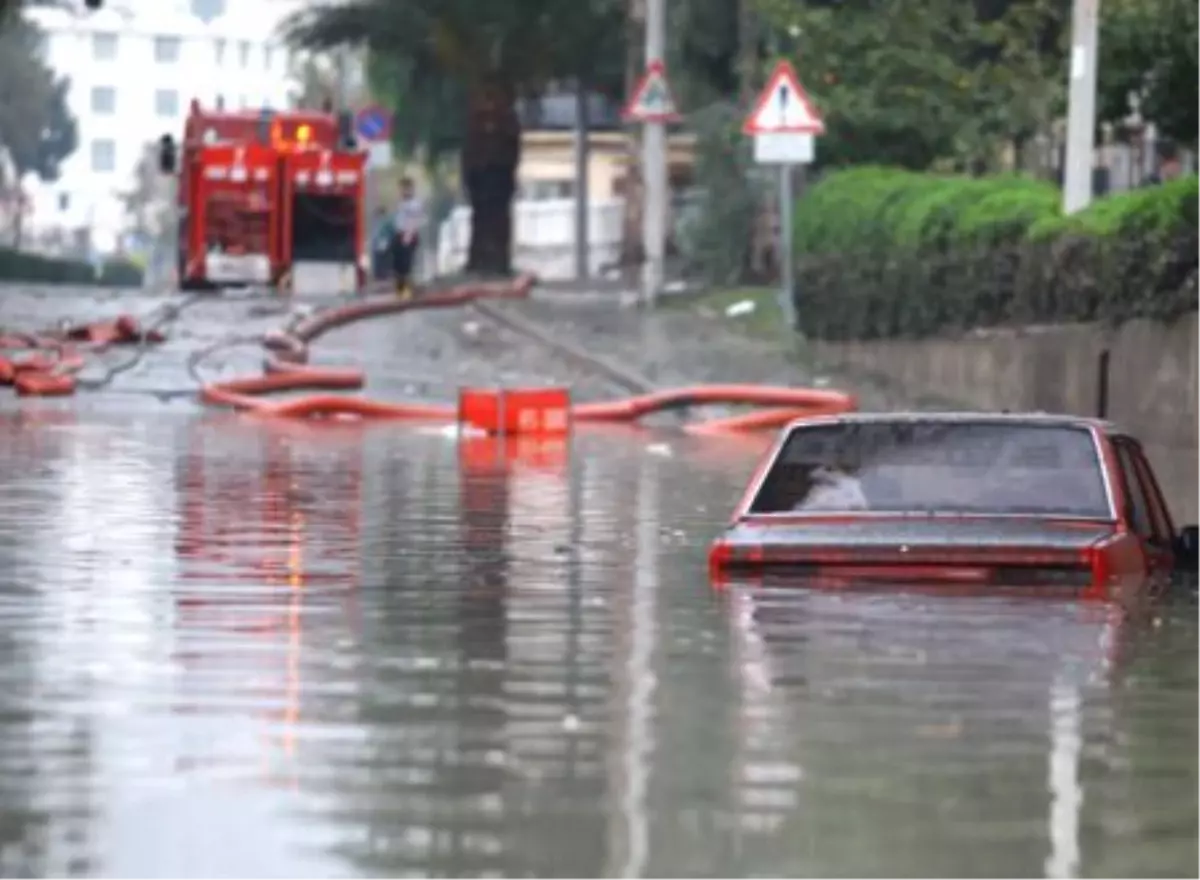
[1098,0,1198,146]
[0,14,78,181]
[677,100,762,286]
[794,167,1061,256]
[792,169,1197,340]
[753,0,1070,171]
[0,247,144,287]
[367,53,467,165]
[667,0,742,106]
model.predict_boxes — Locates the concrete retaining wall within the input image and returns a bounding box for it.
[810,313,1198,524]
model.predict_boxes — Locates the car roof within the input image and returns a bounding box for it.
[783,411,1121,435]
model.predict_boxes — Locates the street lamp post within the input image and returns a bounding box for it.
[1062,0,1100,214]
[641,0,666,306]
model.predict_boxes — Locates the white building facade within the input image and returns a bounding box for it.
[24,0,305,255]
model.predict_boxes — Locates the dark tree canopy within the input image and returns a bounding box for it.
[0,13,78,182]
[283,0,626,273]
[1098,0,1198,146]
[755,0,1072,171]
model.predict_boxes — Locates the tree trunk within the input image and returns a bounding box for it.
[461,81,520,276]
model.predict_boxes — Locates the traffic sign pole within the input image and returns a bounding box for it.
[623,54,679,308]
[778,166,794,330]
[643,0,666,308]
[743,61,824,333]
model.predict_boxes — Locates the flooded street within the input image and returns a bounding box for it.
[0,288,1193,877]
[0,410,1193,878]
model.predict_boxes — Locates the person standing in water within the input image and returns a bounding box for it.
[391,177,426,299]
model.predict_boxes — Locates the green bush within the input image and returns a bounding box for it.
[677,100,763,286]
[792,169,1197,340]
[794,168,1061,256]
[0,246,144,288]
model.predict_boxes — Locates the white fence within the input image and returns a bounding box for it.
[436,197,624,279]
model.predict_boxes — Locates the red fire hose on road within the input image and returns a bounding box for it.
[196,275,856,432]
[1,276,856,433]
[0,312,170,396]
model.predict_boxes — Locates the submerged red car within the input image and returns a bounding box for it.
[709,413,1198,595]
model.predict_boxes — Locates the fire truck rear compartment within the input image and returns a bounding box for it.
[291,192,357,263]
[205,191,270,255]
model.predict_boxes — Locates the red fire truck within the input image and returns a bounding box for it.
[158,100,368,293]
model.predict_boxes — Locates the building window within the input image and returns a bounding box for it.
[91,139,116,173]
[155,89,179,117]
[239,40,251,67]
[522,179,573,200]
[191,0,226,23]
[58,193,70,212]
[214,38,226,64]
[154,36,181,63]
[90,86,116,115]
[92,32,118,60]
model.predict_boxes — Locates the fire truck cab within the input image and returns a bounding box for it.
[159,100,368,294]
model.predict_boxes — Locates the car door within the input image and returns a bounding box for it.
[1112,437,1175,579]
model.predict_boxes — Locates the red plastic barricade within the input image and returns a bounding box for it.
[457,387,571,436]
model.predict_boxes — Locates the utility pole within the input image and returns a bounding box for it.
[573,83,590,280]
[1063,0,1099,214]
[641,0,666,306]
[333,47,350,111]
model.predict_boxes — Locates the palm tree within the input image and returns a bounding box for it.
[283,0,624,276]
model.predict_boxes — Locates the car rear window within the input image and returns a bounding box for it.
[749,421,1112,518]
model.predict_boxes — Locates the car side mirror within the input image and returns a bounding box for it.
[1174,525,1198,572]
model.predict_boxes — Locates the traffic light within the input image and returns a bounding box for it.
[158,134,177,174]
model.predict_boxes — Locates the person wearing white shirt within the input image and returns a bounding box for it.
[391,177,426,299]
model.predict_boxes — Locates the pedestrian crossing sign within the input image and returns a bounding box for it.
[622,60,680,123]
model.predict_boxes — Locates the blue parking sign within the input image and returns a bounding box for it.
[354,105,392,142]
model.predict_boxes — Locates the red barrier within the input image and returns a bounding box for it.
[458,386,571,436]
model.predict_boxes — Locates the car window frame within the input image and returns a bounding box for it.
[1123,439,1176,542]
[1111,437,1167,545]
[748,419,1115,518]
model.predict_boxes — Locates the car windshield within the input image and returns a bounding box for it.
[749,420,1112,518]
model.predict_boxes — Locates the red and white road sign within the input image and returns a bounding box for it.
[622,60,680,123]
[743,61,825,135]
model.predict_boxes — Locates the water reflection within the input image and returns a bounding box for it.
[718,581,1195,877]
[0,413,1191,877]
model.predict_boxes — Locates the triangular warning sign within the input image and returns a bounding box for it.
[622,60,680,123]
[743,61,824,135]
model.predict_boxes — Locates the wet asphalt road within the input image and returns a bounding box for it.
[0,285,1195,878]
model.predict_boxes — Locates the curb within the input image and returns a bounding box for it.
[470,299,657,395]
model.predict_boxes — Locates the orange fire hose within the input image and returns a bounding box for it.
[197,277,536,417]
[196,275,856,432]
[0,277,855,433]
[0,314,167,396]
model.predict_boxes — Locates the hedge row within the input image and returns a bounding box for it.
[792,169,1198,340]
[0,246,144,288]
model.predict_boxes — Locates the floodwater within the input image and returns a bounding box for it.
[0,410,1194,878]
